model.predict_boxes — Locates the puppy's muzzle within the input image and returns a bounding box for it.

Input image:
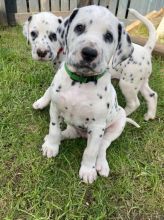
[37,49,49,58]
[81,47,98,63]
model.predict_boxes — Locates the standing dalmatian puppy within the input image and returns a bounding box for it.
[31,9,157,121]
[109,9,158,121]
[41,5,139,183]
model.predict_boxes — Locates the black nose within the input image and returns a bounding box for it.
[37,49,48,58]
[81,47,98,62]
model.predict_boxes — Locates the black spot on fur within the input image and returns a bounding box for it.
[71,80,76,86]
[117,50,122,56]
[107,103,110,108]
[58,18,62,24]
[126,34,131,44]
[86,118,89,121]
[28,16,32,22]
[64,19,69,27]
[61,30,64,38]
[118,23,122,43]
[58,28,61,34]
[93,80,97,85]
[99,134,103,138]
[105,86,107,91]
[150,93,155,97]
[52,122,56,125]
[118,43,122,49]
[92,118,95,121]
[88,130,92,134]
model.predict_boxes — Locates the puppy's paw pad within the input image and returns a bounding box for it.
[42,142,59,158]
[79,165,97,184]
[96,159,110,177]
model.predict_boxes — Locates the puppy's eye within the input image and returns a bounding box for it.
[104,31,113,43]
[49,32,57,41]
[31,31,38,39]
[74,24,85,35]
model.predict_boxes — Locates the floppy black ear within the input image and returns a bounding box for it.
[57,8,79,49]
[57,17,69,48]
[112,22,134,68]
[23,15,33,42]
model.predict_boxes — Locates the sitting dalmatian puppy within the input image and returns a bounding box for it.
[28,9,157,121]
[23,12,65,109]
[41,5,139,183]
[23,12,64,63]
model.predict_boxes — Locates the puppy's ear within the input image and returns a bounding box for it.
[22,15,33,42]
[57,17,68,48]
[112,22,134,68]
[57,8,79,49]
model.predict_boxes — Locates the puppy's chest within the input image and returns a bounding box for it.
[51,82,111,126]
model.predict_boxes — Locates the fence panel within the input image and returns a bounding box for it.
[29,0,39,12]
[0,0,7,25]
[70,0,78,11]
[109,0,119,15]
[117,0,129,18]
[40,0,50,11]
[51,0,60,11]
[0,0,164,26]
[16,0,27,13]
[61,0,69,11]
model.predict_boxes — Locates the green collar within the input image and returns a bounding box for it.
[64,63,107,83]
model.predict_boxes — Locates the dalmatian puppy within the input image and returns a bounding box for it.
[109,9,158,121]
[23,12,64,62]
[41,5,139,183]
[31,9,157,121]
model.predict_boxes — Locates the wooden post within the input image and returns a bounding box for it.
[0,0,8,25]
[131,36,164,57]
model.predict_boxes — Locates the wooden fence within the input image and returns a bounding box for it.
[0,0,164,26]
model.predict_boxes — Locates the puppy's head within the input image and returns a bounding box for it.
[23,12,63,61]
[57,6,133,75]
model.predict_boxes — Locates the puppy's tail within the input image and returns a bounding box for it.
[128,8,157,53]
[126,118,140,128]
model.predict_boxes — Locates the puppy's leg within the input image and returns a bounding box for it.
[33,87,51,110]
[61,125,81,140]
[79,123,106,184]
[96,108,126,177]
[119,79,140,116]
[42,102,61,158]
[140,80,158,121]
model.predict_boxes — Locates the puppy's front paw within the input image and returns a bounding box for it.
[79,165,97,184]
[42,140,59,158]
[33,98,47,110]
[96,158,110,177]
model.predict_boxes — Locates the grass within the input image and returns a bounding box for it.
[0,26,164,220]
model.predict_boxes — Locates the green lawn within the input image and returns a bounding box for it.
[0,26,164,220]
